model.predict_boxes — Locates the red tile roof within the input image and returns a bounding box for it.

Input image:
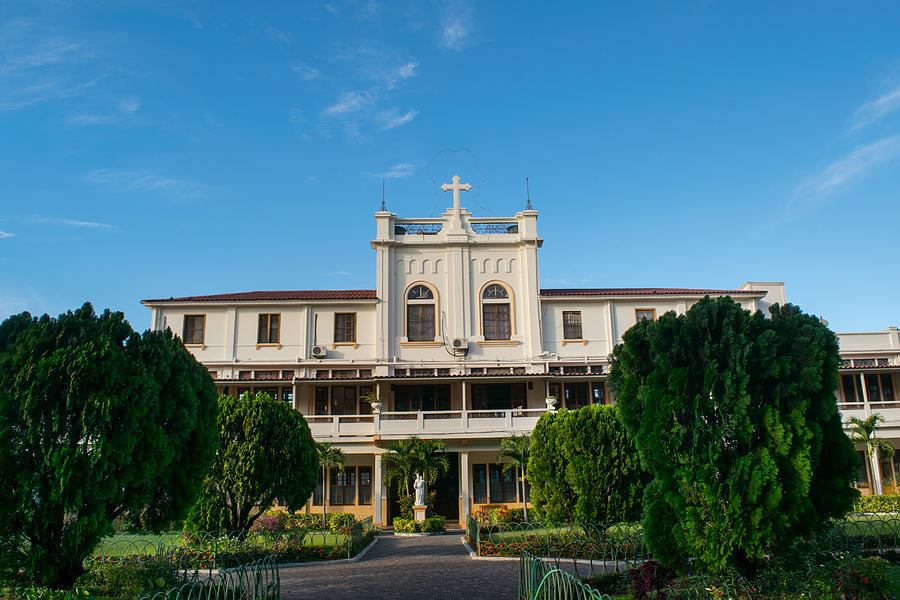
[143,290,378,303]
[540,288,761,297]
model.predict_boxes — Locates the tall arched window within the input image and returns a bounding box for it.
[407,284,436,341]
[482,283,511,340]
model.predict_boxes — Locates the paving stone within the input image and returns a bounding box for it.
[279,531,519,600]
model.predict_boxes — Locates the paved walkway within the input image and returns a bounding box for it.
[280,532,519,600]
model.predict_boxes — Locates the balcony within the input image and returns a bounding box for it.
[305,408,547,441]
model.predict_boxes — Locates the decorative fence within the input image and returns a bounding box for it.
[518,551,610,600]
[138,555,280,600]
[469,513,900,578]
[90,517,375,569]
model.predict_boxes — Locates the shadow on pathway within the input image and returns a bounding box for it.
[280,532,519,600]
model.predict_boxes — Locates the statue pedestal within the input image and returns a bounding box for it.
[413,505,426,522]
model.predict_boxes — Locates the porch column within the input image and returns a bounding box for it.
[374,452,383,526]
[859,372,882,494]
[461,380,467,410]
[459,451,470,523]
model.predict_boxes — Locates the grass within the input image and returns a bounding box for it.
[94,531,353,558]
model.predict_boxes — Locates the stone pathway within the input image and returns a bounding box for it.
[279,531,519,600]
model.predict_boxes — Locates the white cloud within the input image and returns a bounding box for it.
[850,85,900,132]
[0,20,96,112]
[329,270,352,276]
[63,95,141,126]
[378,107,418,130]
[0,230,14,239]
[375,162,415,179]
[322,90,374,116]
[291,62,321,80]
[797,136,900,196]
[440,16,469,51]
[324,4,339,15]
[118,96,140,114]
[376,60,418,89]
[32,217,117,229]
[84,169,207,197]
[265,26,292,45]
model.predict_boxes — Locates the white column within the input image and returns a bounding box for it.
[858,372,882,494]
[461,380,467,410]
[459,451,470,522]
[373,453,383,525]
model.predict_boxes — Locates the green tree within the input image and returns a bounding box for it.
[847,414,895,495]
[0,304,218,589]
[527,411,576,522]
[497,434,532,521]
[316,442,346,527]
[609,296,857,575]
[562,405,650,524]
[186,392,318,531]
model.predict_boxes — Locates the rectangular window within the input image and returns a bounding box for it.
[562,311,583,340]
[315,387,328,415]
[257,314,280,344]
[183,314,205,345]
[334,313,356,343]
[313,470,324,505]
[483,303,511,340]
[472,383,526,410]
[866,374,883,402]
[489,464,517,503]
[473,464,488,504]
[592,381,605,404]
[635,309,656,322]
[359,386,373,415]
[331,385,358,415]
[856,451,868,487]
[407,305,435,341]
[358,467,372,505]
[881,374,895,402]
[330,467,356,505]
[565,382,590,410]
[841,374,858,403]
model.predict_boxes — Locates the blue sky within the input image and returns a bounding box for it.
[2,1,899,333]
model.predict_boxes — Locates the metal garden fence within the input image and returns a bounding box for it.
[467,516,648,577]
[138,555,280,600]
[518,550,611,600]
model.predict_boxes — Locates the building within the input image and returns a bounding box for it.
[142,175,899,525]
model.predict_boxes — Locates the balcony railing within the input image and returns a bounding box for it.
[306,408,547,439]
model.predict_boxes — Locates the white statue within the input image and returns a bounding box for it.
[414,472,426,506]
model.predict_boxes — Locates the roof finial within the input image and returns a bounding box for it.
[525,177,532,210]
[380,179,387,211]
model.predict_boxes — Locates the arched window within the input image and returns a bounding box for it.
[482,283,511,340]
[407,284,436,341]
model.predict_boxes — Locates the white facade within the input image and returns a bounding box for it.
[143,176,899,523]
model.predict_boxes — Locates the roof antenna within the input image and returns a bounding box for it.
[525,177,533,210]
[380,179,387,211]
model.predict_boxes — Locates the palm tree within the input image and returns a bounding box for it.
[316,442,345,527]
[382,437,450,499]
[382,438,419,498]
[497,433,531,521]
[847,414,896,495]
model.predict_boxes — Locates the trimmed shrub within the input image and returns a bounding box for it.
[854,494,900,513]
[288,513,325,530]
[393,516,445,533]
[488,507,526,524]
[327,513,356,534]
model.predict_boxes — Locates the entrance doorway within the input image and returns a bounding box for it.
[385,452,460,523]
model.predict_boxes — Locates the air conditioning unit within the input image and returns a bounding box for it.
[451,337,468,351]
[311,345,328,358]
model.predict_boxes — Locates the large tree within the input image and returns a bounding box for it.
[0,304,218,589]
[608,296,858,575]
[186,392,318,531]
